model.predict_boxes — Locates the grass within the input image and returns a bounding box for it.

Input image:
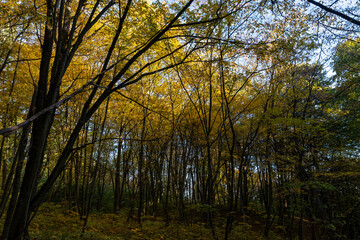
[25,202,278,240]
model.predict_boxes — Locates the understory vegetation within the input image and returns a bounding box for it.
[0,0,360,239]
[23,202,292,239]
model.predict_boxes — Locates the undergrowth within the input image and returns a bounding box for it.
[26,202,279,240]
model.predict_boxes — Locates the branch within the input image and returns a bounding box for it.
[171,1,245,28]
[308,0,360,27]
[71,136,162,151]
[0,82,92,136]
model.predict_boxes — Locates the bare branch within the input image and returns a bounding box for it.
[308,0,360,26]
[0,82,92,136]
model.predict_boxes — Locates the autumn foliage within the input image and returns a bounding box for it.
[0,0,360,239]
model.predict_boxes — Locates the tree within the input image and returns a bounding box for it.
[0,0,212,238]
[1,0,359,239]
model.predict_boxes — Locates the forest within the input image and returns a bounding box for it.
[0,0,359,239]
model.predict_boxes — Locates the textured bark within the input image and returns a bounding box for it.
[5,0,195,238]
[6,0,55,237]
[114,132,123,213]
[1,91,36,240]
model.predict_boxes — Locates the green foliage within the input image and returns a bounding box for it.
[27,203,285,239]
[1,1,360,240]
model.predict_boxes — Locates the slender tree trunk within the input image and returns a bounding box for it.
[81,98,109,235]
[68,161,73,210]
[74,151,80,214]
[137,112,147,225]
[4,1,195,238]
[165,140,173,226]
[0,138,6,190]
[114,131,123,213]
[1,91,36,240]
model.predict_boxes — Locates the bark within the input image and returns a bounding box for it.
[164,140,173,226]
[308,0,360,26]
[6,0,55,237]
[137,112,147,225]
[1,91,36,240]
[114,131,123,213]
[81,98,109,235]
[5,0,196,238]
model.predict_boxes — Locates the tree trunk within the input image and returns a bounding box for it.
[114,132,123,213]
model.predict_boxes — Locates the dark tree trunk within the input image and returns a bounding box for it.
[137,112,147,225]
[114,132,123,213]
[1,92,36,240]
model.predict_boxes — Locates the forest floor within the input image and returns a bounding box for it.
[6,202,287,239]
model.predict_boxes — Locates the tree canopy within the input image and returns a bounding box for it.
[0,0,359,239]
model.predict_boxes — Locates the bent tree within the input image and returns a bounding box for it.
[1,0,358,239]
[0,0,237,238]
